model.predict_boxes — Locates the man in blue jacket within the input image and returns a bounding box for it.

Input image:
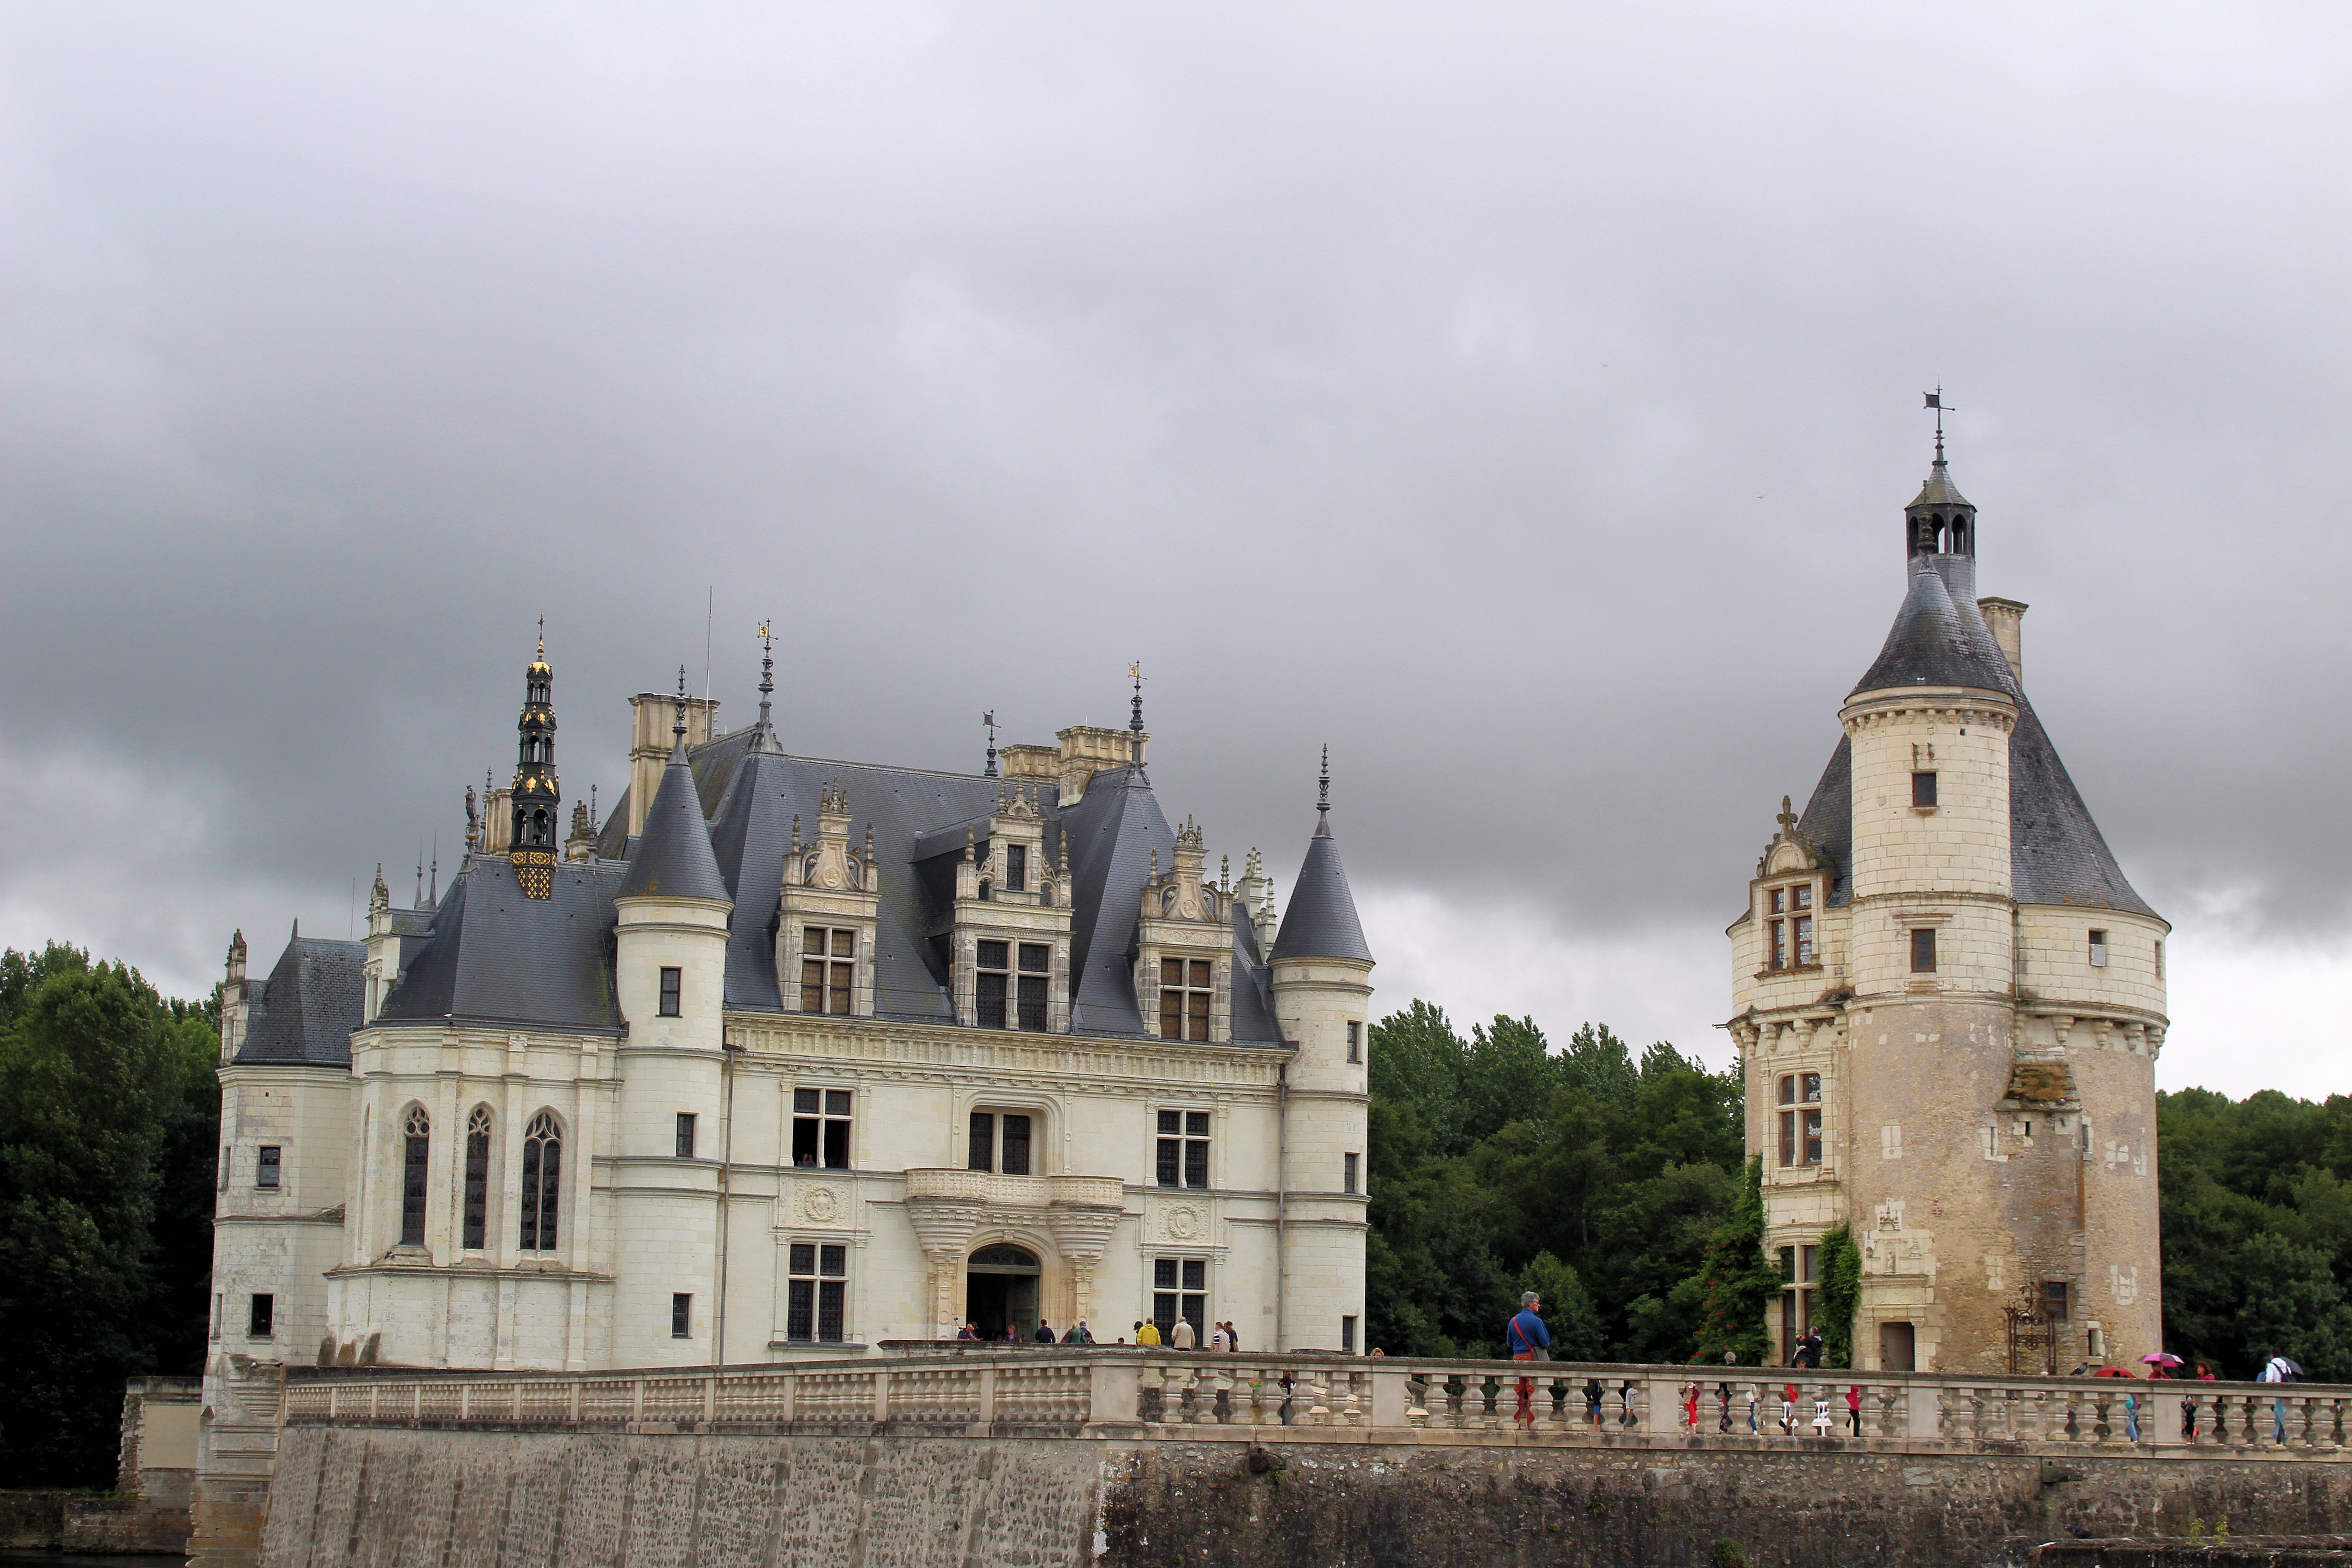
[1508,1291,1550,1428]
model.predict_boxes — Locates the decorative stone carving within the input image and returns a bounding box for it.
[799,1185,845,1225]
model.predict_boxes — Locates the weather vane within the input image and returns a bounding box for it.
[1924,386,1955,461]
[982,710,998,778]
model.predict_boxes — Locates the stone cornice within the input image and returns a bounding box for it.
[726,1013,1293,1090]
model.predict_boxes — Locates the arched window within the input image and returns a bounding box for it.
[519,1111,562,1251]
[462,1106,493,1250]
[400,1106,430,1246]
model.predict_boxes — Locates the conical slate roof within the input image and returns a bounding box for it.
[616,746,730,903]
[1271,819,1374,964]
[1909,456,1972,511]
[1848,554,2016,697]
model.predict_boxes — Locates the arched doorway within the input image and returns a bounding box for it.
[965,1243,1041,1343]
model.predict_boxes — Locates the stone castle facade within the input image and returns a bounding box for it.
[196,644,1371,1501]
[1729,441,2166,1375]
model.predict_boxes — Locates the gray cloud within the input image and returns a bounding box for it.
[3,4,2347,1054]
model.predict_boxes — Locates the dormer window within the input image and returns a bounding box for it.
[1765,883,1816,970]
[1006,844,1026,892]
[1160,959,1212,1042]
[801,929,856,1014]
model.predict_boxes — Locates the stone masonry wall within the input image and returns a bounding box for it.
[254,1424,2352,1568]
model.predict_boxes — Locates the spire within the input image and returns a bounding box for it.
[1128,662,1145,765]
[426,839,437,907]
[1271,748,1373,965]
[672,665,688,754]
[1907,388,1976,560]
[509,627,562,853]
[754,621,779,749]
[982,710,998,777]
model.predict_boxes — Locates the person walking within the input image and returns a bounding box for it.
[1507,1291,1550,1429]
[2260,1354,2299,1442]
[1583,1376,1604,1428]
[1226,1322,1242,1353]
[1846,1383,1863,1437]
[1682,1381,1700,1431]
[1136,1319,1162,1348]
[1781,1382,1798,1435]
[1208,1322,1229,1352]
[1716,1381,1734,1433]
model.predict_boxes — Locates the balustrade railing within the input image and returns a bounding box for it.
[277,1353,2352,1459]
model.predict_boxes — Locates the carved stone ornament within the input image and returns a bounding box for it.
[1153,1201,1206,1244]
[800,1185,844,1225]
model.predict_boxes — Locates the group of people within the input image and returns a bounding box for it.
[1132,1317,1245,1350]
[954,1318,1098,1344]
[950,1315,1244,1349]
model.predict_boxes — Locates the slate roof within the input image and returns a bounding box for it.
[1271,819,1375,964]
[376,857,625,1029]
[1849,552,2016,697]
[1909,456,1972,511]
[386,725,1292,1043]
[617,745,730,904]
[235,935,365,1067]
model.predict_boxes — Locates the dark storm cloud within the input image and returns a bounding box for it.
[2,4,2347,1045]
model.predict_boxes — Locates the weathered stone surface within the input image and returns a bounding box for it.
[252,1425,2352,1568]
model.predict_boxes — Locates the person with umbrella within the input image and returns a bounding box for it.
[2141,1352,2185,1378]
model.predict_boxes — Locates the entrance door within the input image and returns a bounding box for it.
[965,1244,1041,1343]
[1880,1321,1916,1372]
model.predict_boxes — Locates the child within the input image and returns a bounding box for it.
[1846,1384,1863,1437]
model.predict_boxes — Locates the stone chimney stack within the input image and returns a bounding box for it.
[1979,598,2027,687]
[627,691,719,837]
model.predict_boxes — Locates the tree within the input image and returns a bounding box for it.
[1460,1015,1555,1146]
[1815,1224,1861,1369]
[1689,1157,1780,1366]
[1517,1251,1606,1363]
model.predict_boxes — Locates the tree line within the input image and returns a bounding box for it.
[0,943,220,1488]
[1366,999,2352,1382]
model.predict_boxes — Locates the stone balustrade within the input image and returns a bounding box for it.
[898,1168,1125,1210]
[277,1352,2352,1460]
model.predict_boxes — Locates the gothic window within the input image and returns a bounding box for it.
[658,966,682,1017]
[786,1243,848,1342]
[519,1111,561,1251]
[1017,943,1049,1031]
[1766,884,1816,970]
[792,1088,852,1169]
[1152,1257,1206,1342]
[256,1145,281,1189]
[966,1111,1032,1175]
[976,941,1010,1029]
[1911,928,1937,973]
[400,1106,430,1245]
[1156,1109,1210,1189]
[462,1106,492,1250]
[1158,959,1212,1041]
[801,929,855,1014]
[1777,1074,1822,1167]
[1006,843,1027,892]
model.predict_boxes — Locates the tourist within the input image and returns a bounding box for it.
[1070,1320,1093,1344]
[1618,1379,1637,1428]
[1227,1322,1242,1352]
[1781,1382,1798,1434]
[955,1322,978,1342]
[1208,1322,1230,1352]
[1723,1348,1739,1367]
[1035,1319,1057,1344]
[1846,1384,1863,1437]
[1171,1315,1196,1350]
[2260,1353,2299,1441]
[1681,1381,1700,1430]
[1002,1322,1021,1345]
[1583,1376,1604,1427]
[1715,1381,1733,1433]
[1506,1291,1549,1429]
[1136,1319,1162,1348]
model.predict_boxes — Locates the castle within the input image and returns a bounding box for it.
[1729,435,2167,1374]
[196,645,1372,1494]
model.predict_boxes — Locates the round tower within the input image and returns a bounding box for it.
[1268,750,1374,1352]
[610,672,735,1366]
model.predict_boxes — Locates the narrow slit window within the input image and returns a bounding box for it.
[1343,1152,1359,1194]
[658,966,682,1017]
[400,1107,430,1245]
[671,1293,692,1339]
[1346,1020,1362,1063]
[675,1112,697,1158]
[2087,929,2108,968]
[1910,928,1938,973]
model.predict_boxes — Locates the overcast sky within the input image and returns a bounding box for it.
[3,3,2347,1098]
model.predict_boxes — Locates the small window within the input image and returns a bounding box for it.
[792,1087,853,1169]
[1343,1152,1359,1194]
[2043,1281,2070,1323]
[658,966,682,1017]
[1006,843,1027,892]
[1912,771,1938,808]
[2087,1326,2105,1359]
[248,1294,274,1338]
[1341,1315,1357,1354]
[2155,940,2165,980]
[1156,1108,1211,1189]
[1910,928,1937,973]
[2087,930,2108,968]
[976,940,1010,1029]
[256,1146,281,1189]
[1016,944,1049,1032]
[967,1111,995,1172]
[786,1244,848,1342]
[671,1293,692,1339]
[675,1112,697,1159]
[1777,1074,1821,1167]
[1346,1020,1361,1063]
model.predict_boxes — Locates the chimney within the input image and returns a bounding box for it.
[1053,725,1146,805]
[1978,598,2027,687]
[626,692,720,837]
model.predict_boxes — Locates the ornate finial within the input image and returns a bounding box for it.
[1776,795,1798,836]
[674,665,688,743]
[464,783,479,851]
[371,863,388,911]
[964,823,976,862]
[1220,853,1230,893]
[982,710,998,777]
[757,620,775,732]
[1318,745,1331,820]
[1924,387,1955,466]
[1058,831,1069,872]
[790,813,801,853]
[998,779,1008,811]
[590,782,598,827]
[415,851,424,906]
[536,616,545,659]
[864,822,875,862]
[1150,848,1160,879]
[1128,662,1145,762]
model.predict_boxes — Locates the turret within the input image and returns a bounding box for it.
[610,670,735,1365]
[1267,748,1374,1351]
[509,628,562,899]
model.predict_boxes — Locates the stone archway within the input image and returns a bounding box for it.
[965,1243,1042,1343]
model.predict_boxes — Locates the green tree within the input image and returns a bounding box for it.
[2233,1232,2352,1382]
[1367,1001,1469,1157]
[1460,1015,1555,1146]
[1815,1224,1861,1369]
[1517,1251,1607,1362]
[1690,1157,1780,1365]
